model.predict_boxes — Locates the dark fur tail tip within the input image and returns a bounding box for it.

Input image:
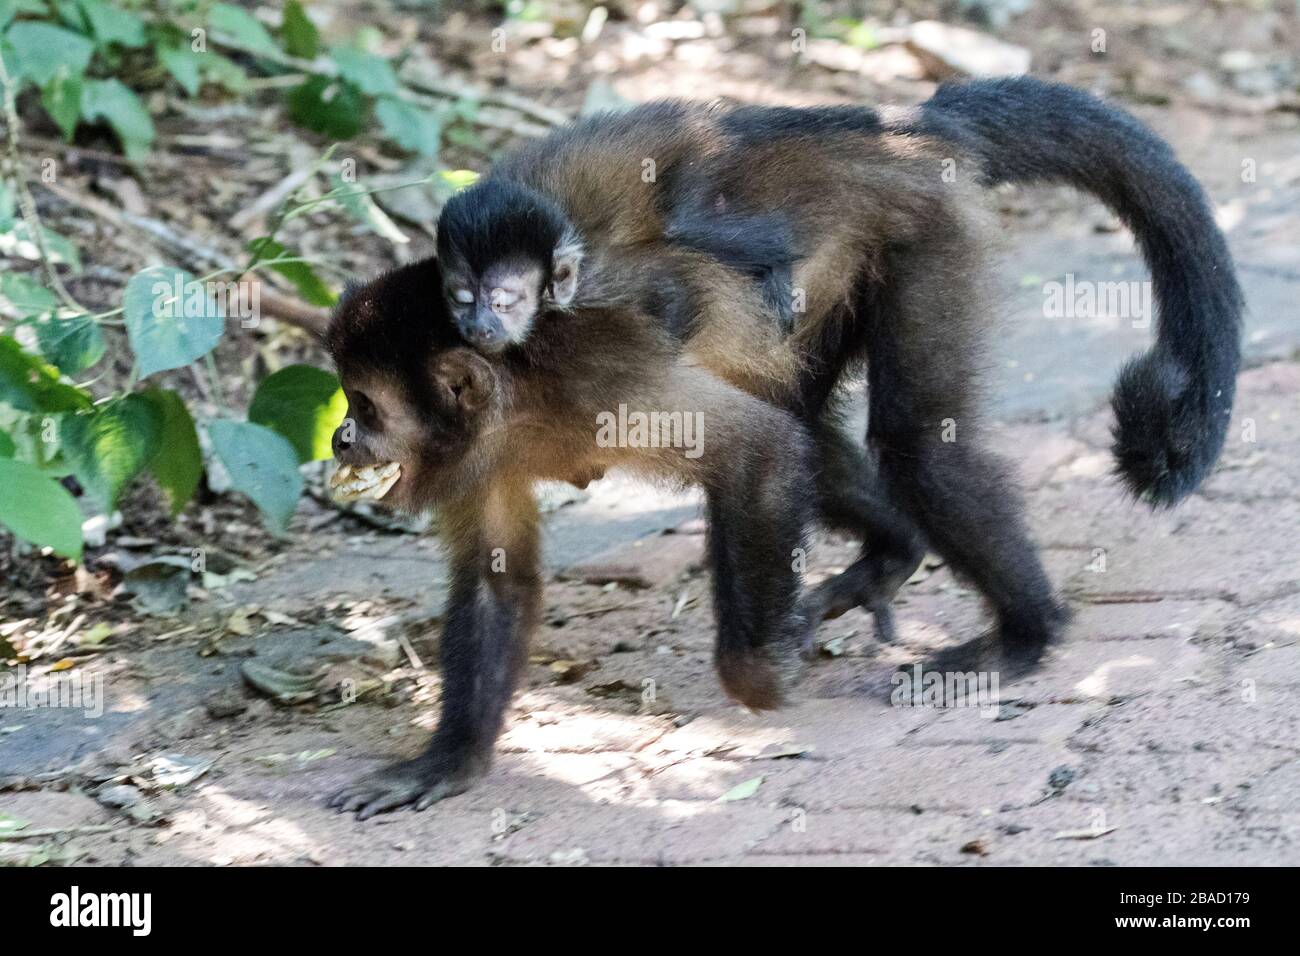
[1110,352,1229,507]
[716,650,787,711]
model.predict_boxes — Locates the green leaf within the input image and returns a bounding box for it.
[248,365,346,463]
[0,335,92,413]
[202,52,248,94]
[80,78,154,159]
[330,46,397,97]
[38,226,82,271]
[41,70,83,140]
[208,420,302,533]
[281,0,318,58]
[0,456,82,558]
[0,273,58,315]
[141,389,201,516]
[35,314,104,374]
[0,1,18,30]
[0,428,15,457]
[52,0,81,27]
[246,237,335,307]
[123,267,224,378]
[210,2,278,56]
[375,97,442,158]
[286,75,366,139]
[6,23,93,87]
[329,174,407,244]
[159,45,203,97]
[0,178,13,226]
[0,222,81,269]
[61,394,162,508]
[76,0,147,48]
[438,169,480,192]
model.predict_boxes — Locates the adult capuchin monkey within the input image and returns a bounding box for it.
[325,77,1241,817]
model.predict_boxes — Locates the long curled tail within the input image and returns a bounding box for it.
[915,76,1243,505]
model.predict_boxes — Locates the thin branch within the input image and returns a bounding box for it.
[40,180,330,336]
[0,824,118,841]
[0,46,84,314]
[208,31,561,137]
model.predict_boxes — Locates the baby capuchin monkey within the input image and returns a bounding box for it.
[435,105,800,354]
[435,179,585,352]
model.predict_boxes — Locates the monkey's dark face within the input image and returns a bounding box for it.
[326,260,502,511]
[442,257,546,353]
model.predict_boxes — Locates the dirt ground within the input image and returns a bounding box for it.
[2,2,1299,865]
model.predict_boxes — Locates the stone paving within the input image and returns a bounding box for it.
[3,361,1295,866]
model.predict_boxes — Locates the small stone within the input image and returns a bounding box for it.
[204,689,248,720]
[1048,765,1077,792]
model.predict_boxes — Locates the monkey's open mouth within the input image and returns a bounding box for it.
[329,462,402,502]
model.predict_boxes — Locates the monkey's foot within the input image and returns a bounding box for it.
[718,614,809,711]
[802,548,923,645]
[328,751,482,820]
[999,600,1072,675]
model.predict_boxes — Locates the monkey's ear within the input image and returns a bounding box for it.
[432,348,496,416]
[550,230,584,307]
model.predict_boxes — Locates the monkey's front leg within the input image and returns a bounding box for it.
[329,481,540,818]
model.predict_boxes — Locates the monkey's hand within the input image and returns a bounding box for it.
[328,746,484,820]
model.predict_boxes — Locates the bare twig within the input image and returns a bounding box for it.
[41,180,330,336]
[399,63,571,127]
[229,164,316,232]
[0,47,84,313]
[208,32,562,137]
[0,824,118,841]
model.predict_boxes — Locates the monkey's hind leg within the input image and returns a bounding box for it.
[862,241,1069,672]
[661,365,815,710]
[803,416,926,645]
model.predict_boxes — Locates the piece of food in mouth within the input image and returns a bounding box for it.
[329,462,401,502]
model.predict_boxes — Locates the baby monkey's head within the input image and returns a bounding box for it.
[436,178,583,353]
[326,257,503,511]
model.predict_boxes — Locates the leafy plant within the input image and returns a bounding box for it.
[0,139,452,556]
[0,1,449,161]
[0,4,493,560]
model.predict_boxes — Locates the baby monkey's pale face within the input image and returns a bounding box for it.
[443,237,582,354]
[445,258,546,354]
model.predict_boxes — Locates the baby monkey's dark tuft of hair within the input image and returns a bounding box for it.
[436,179,571,276]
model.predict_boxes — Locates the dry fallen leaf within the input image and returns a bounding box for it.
[719,776,764,802]
[549,659,593,683]
[752,742,814,760]
[226,605,260,636]
[1052,827,1117,841]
